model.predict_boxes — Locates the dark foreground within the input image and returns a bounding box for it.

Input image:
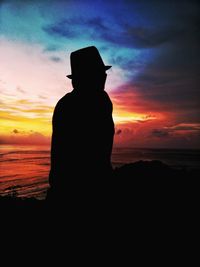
[0,160,199,214]
[1,161,198,262]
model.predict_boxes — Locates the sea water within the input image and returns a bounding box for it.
[0,145,199,199]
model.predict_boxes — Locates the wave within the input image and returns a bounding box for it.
[0,150,50,156]
[0,156,50,163]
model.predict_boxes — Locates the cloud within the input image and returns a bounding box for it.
[151,123,200,139]
[43,16,111,44]
[16,86,26,93]
[166,123,200,132]
[111,26,200,121]
[152,129,169,138]
[113,120,200,149]
[13,129,19,134]
[102,25,185,49]
[38,95,47,99]
[43,16,180,49]
[42,1,199,50]
[43,45,60,52]
[87,17,109,31]
[0,131,50,145]
[49,56,61,62]
[111,85,166,114]
[116,129,122,135]
[44,20,77,38]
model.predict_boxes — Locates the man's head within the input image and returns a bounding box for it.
[72,71,107,92]
[67,46,111,91]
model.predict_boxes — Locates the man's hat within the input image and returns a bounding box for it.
[67,46,112,79]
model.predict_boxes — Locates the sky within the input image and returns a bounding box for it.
[0,0,199,148]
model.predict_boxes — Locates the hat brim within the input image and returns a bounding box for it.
[105,65,112,70]
[66,65,112,79]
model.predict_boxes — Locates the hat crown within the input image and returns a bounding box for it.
[67,46,111,78]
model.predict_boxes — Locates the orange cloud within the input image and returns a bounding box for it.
[0,131,50,145]
[0,96,53,137]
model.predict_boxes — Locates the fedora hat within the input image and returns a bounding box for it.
[67,46,112,79]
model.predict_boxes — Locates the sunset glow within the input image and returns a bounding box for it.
[0,0,199,149]
[113,110,157,124]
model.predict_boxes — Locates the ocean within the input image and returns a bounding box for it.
[0,145,199,199]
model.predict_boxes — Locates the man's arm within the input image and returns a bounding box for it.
[49,101,63,187]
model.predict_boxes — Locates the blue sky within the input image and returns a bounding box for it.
[0,0,152,74]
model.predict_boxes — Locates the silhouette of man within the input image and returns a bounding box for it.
[48,46,114,202]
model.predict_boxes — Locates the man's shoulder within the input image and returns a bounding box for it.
[58,91,74,103]
[103,90,111,99]
[55,92,74,109]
